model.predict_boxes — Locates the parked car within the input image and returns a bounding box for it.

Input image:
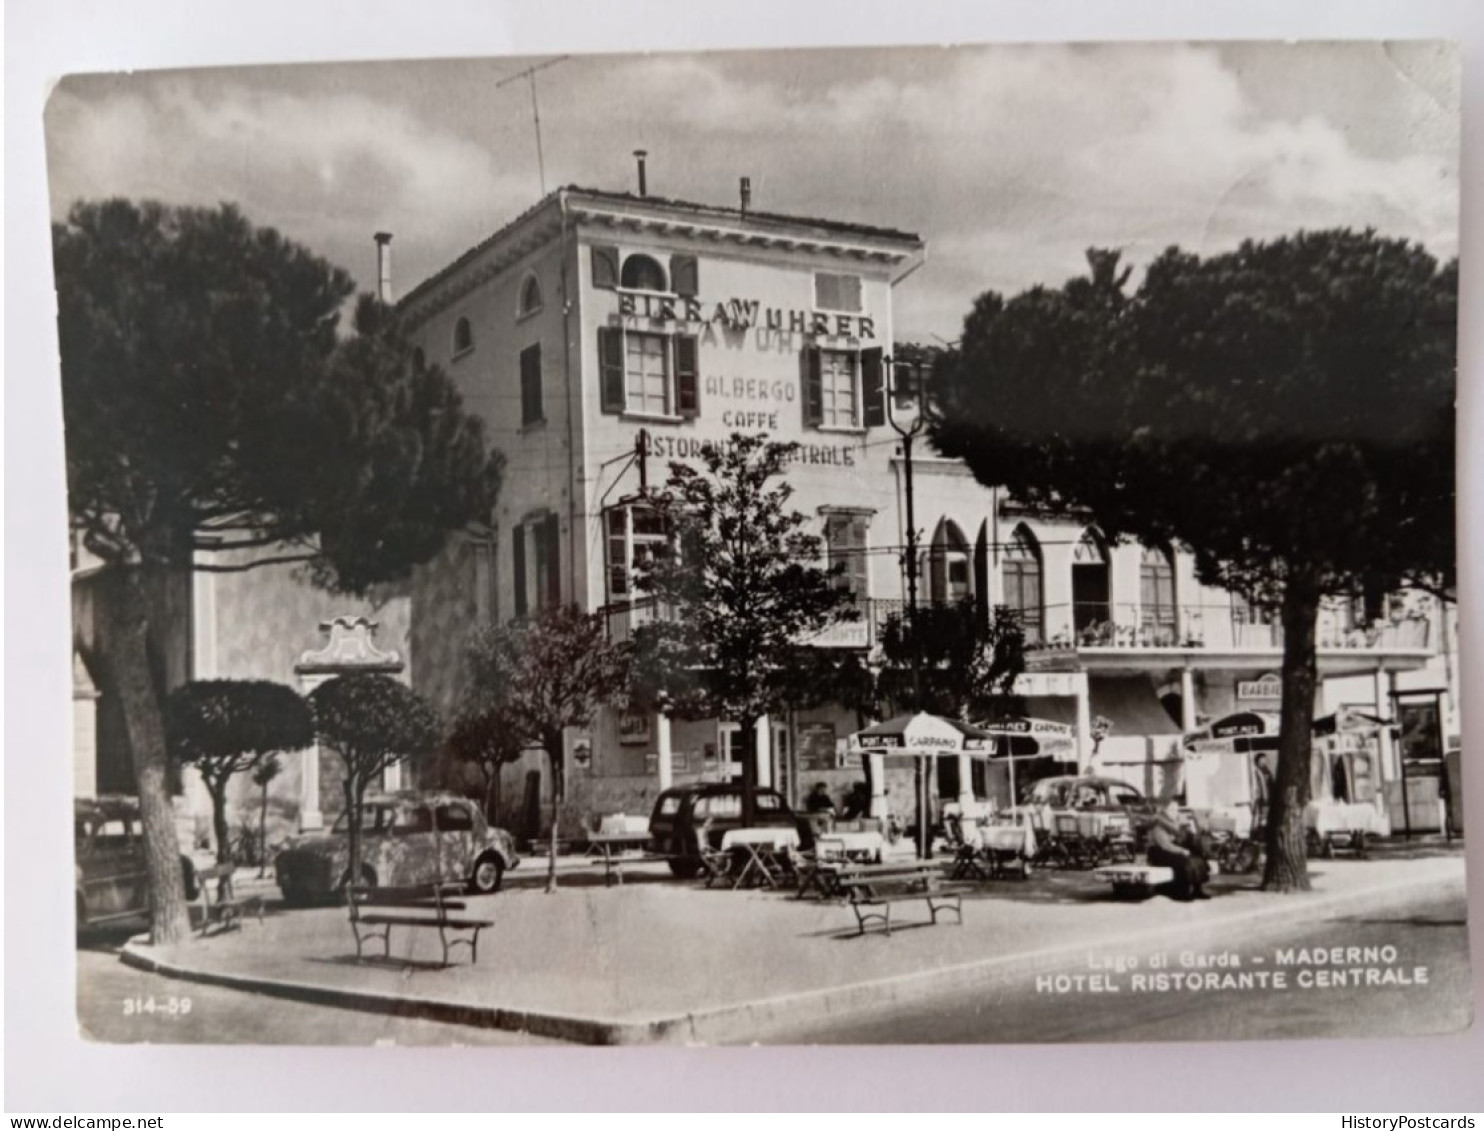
[75,797,199,931]
[274,792,518,904]
[648,783,812,878]
[1024,775,1159,835]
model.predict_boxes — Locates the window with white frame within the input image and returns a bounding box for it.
[626,331,670,416]
[598,328,699,419]
[823,510,871,601]
[605,504,669,601]
[819,349,858,428]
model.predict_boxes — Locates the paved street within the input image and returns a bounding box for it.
[76,927,555,1046]
[757,883,1471,1044]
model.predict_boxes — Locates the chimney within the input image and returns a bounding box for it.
[374,232,394,304]
[739,176,752,218]
[633,149,648,197]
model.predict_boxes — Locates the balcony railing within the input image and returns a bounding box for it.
[602,597,1431,655]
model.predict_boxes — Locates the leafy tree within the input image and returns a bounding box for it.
[165,679,314,867]
[54,199,502,941]
[445,707,529,824]
[251,754,283,878]
[307,673,441,888]
[874,599,1026,720]
[931,230,1456,891]
[464,605,630,893]
[634,433,857,825]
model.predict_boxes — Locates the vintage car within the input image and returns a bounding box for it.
[75,797,200,931]
[1025,775,1160,832]
[648,783,812,878]
[274,792,519,903]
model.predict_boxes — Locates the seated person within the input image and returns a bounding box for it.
[805,782,837,815]
[841,782,871,821]
[1146,799,1212,901]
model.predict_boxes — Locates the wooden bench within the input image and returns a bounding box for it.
[346,884,493,967]
[195,863,263,936]
[1093,863,1175,899]
[839,864,962,937]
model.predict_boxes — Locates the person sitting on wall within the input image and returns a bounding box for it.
[1147,798,1212,901]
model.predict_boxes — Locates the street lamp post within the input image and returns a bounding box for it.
[886,353,930,858]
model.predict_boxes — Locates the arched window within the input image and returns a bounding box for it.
[518,274,543,317]
[620,253,667,292]
[1002,525,1043,644]
[1071,528,1111,642]
[927,519,971,605]
[453,316,473,354]
[1139,544,1177,645]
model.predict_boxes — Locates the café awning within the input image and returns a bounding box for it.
[849,712,995,757]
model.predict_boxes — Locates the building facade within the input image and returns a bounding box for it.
[71,182,1459,843]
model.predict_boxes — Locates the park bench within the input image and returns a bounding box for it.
[346,883,492,967]
[839,863,962,937]
[1092,862,1176,899]
[194,863,263,936]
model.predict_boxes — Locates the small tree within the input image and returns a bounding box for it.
[931,231,1456,891]
[446,708,528,823]
[251,754,282,878]
[308,673,441,888]
[465,606,630,893]
[874,599,1026,720]
[635,433,857,825]
[165,679,314,868]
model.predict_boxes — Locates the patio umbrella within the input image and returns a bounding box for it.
[978,717,1078,811]
[848,713,997,858]
[1181,711,1282,756]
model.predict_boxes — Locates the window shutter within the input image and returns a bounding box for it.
[670,254,699,297]
[598,327,625,414]
[802,347,823,427]
[674,335,700,418]
[520,343,543,425]
[861,347,885,428]
[512,524,527,618]
[544,512,561,607]
[591,244,620,290]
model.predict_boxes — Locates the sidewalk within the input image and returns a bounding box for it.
[127,848,1468,1045]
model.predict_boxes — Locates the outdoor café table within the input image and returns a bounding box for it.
[586,831,653,886]
[814,831,885,864]
[719,827,802,890]
[972,823,1038,878]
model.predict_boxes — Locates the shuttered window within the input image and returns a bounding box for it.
[520,343,543,426]
[814,272,862,313]
[592,245,620,290]
[599,328,700,419]
[599,326,625,414]
[674,334,699,418]
[861,347,885,427]
[670,254,699,297]
[819,350,857,428]
[512,525,527,618]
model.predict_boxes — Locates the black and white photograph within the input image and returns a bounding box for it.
[31,29,1472,1064]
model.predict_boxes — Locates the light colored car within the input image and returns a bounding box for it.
[274,792,518,903]
[75,797,199,931]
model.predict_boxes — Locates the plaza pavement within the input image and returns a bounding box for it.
[123,845,1468,1045]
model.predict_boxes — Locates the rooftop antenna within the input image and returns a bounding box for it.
[494,55,569,195]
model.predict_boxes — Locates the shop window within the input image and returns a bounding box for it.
[621,253,667,292]
[453,316,473,355]
[520,343,543,426]
[1002,526,1043,643]
[1139,544,1177,644]
[518,274,543,318]
[605,503,669,601]
[814,272,863,313]
[512,512,561,617]
[597,327,698,419]
[823,510,871,601]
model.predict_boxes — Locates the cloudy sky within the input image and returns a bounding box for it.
[44,41,1458,342]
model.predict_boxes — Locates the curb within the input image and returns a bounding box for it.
[121,863,1466,1046]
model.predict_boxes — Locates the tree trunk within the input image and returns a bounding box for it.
[1262,572,1320,893]
[545,735,564,894]
[208,777,232,867]
[101,566,190,945]
[344,772,363,889]
[739,715,759,827]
